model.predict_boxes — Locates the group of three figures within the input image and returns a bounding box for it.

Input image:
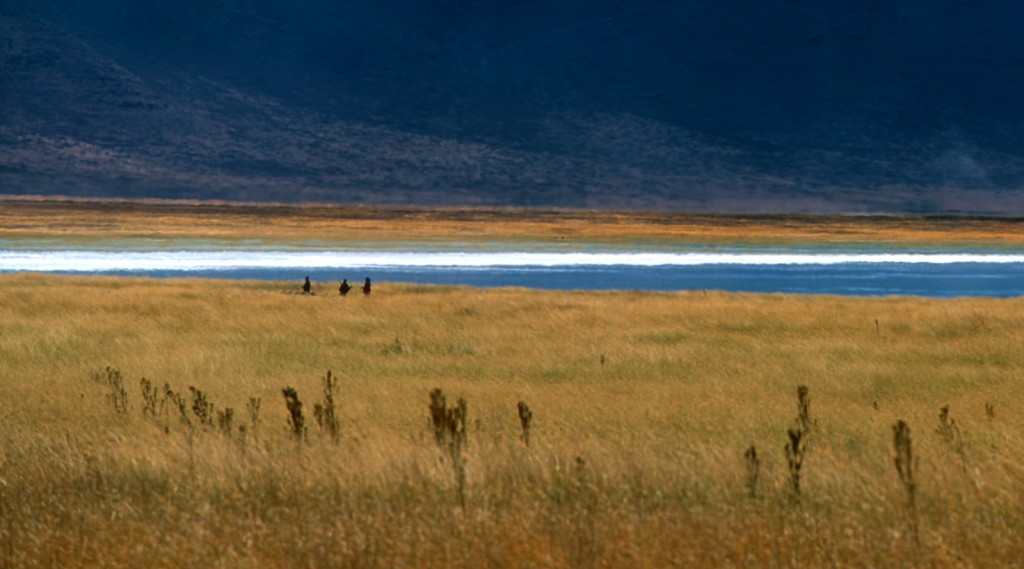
[302,276,371,296]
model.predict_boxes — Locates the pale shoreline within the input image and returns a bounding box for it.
[4,249,1024,273]
[4,197,1024,248]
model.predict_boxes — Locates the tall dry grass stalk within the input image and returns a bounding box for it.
[518,400,534,447]
[893,419,919,546]
[743,444,760,498]
[1,273,1023,567]
[313,370,340,442]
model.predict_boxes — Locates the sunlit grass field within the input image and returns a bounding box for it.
[2,273,1022,567]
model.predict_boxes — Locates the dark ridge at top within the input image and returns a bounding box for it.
[2,0,1023,214]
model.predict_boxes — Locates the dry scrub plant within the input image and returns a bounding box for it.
[893,419,919,545]
[91,366,128,417]
[313,370,340,442]
[139,377,158,418]
[247,397,262,439]
[936,405,959,445]
[743,444,760,498]
[785,428,806,500]
[936,404,966,465]
[189,386,215,428]
[429,388,469,508]
[429,388,447,446]
[163,383,192,431]
[785,385,814,501]
[282,387,306,441]
[217,407,234,437]
[796,384,815,433]
[517,400,533,447]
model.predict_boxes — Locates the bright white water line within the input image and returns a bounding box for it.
[2,250,1024,272]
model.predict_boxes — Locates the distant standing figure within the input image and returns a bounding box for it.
[363,277,372,296]
[302,276,311,294]
[339,279,351,296]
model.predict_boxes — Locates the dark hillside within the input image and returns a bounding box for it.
[2,1,1023,213]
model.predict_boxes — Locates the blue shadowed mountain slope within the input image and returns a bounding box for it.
[2,0,1023,212]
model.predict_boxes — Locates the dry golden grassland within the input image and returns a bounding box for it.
[1,273,1023,567]
[3,197,1024,246]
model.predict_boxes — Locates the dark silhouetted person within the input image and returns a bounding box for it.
[302,276,311,294]
[339,279,351,296]
[363,277,372,296]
